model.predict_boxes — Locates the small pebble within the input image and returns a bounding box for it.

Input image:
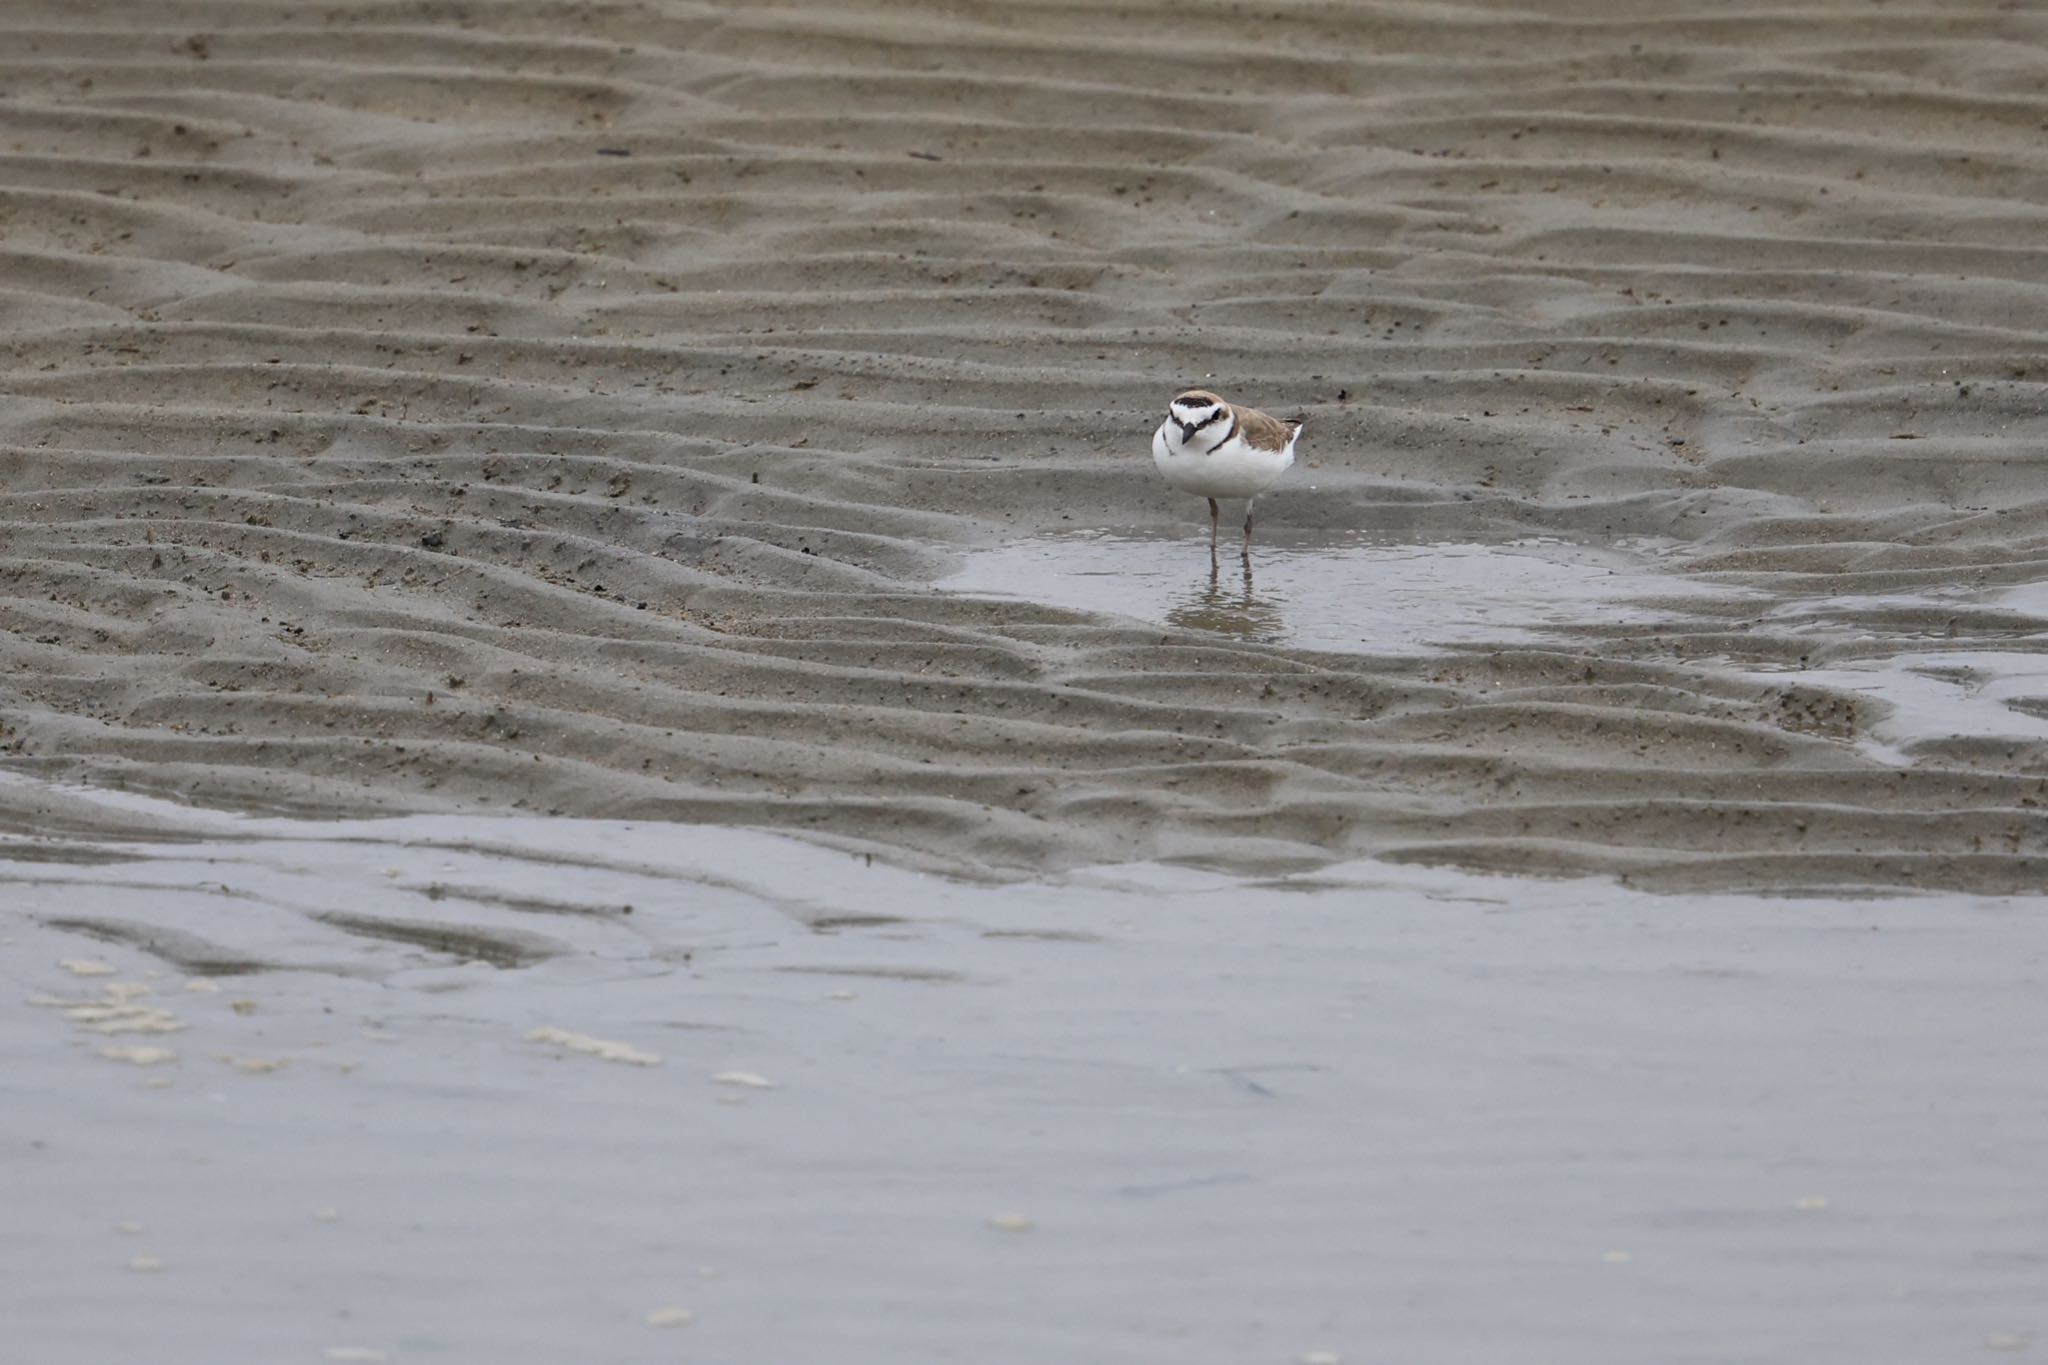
[1302,1353,1342,1365]
[115,1221,145,1235]
[1601,1250,1633,1263]
[313,1208,341,1222]
[324,1349,388,1363]
[1794,1195,1828,1212]
[128,1255,163,1272]
[100,1045,177,1067]
[645,1307,694,1328]
[986,1213,1034,1232]
[61,959,117,977]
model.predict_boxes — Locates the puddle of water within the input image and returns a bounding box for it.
[1740,581,2048,763]
[948,529,2048,761]
[941,529,1756,652]
[1752,649,2048,764]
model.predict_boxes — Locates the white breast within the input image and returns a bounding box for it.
[1152,420,1297,499]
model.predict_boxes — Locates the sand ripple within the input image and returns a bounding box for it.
[3,1,2047,890]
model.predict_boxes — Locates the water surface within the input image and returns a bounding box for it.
[941,529,1758,652]
[3,776,2044,1365]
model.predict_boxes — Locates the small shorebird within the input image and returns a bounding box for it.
[1151,388,1304,562]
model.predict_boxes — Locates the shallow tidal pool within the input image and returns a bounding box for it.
[939,528,1758,653]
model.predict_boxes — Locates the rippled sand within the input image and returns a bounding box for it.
[2,5,2046,885]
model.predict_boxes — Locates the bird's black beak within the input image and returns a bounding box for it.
[1173,418,1194,441]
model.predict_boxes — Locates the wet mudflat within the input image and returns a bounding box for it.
[6,0,2048,889]
[4,2,2048,1359]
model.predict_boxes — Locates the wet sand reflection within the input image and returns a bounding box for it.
[1166,561,1288,641]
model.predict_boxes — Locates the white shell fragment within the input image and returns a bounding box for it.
[82,1006,185,1035]
[127,1255,164,1272]
[324,1349,389,1363]
[218,1055,289,1074]
[61,959,117,976]
[525,1027,660,1066]
[986,1212,1034,1232]
[1794,1195,1829,1211]
[712,1070,776,1089]
[100,1045,178,1066]
[36,983,186,1038]
[645,1307,695,1328]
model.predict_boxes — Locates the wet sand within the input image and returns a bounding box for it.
[2,1,2047,889]
[6,7,2048,1361]
[3,776,2045,1364]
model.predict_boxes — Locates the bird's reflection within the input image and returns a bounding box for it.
[1166,559,1288,640]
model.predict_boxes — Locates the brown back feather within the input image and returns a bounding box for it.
[1228,401,1302,452]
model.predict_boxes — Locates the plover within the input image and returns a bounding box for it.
[1151,388,1304,562]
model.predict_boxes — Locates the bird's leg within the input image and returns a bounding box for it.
[1207,497,1220,564]
[1241,499,1255,563]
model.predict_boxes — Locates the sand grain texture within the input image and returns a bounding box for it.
[3,0,2048,886]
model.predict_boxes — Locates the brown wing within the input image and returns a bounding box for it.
[1228,402,1303,452]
